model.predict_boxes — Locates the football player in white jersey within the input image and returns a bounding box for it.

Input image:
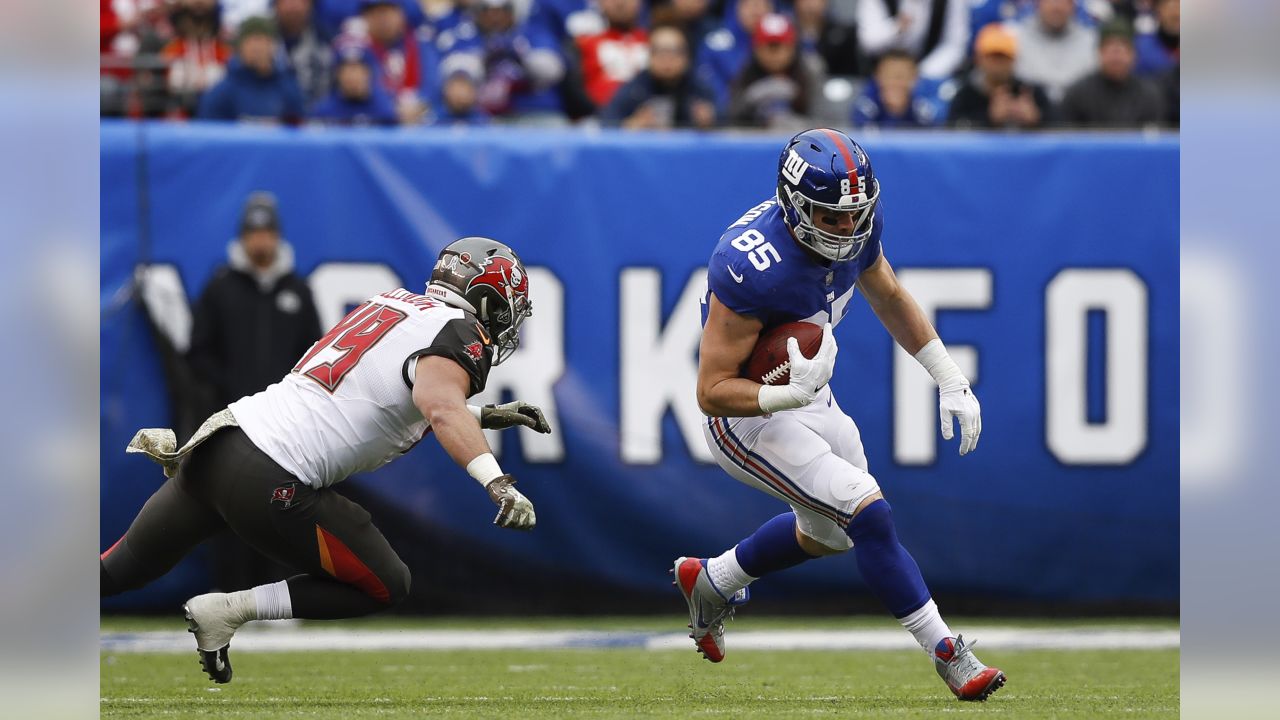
[101,237,550,684]
[673,129,1005,701]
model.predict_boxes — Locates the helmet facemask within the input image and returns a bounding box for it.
[781,177,879,262]
[476,265,531,366]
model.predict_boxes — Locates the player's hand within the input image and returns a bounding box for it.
[480,401,551,433]
[784,323,838,406]
[939,380,982,455]
[486,474,536,530]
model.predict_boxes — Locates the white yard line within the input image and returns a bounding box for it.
[101,627,1179,654]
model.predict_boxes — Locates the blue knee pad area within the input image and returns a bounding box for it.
[845,500,931,618]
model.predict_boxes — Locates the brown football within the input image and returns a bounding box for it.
[742,321,824,386]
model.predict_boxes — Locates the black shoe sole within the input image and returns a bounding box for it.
[183,602,233,684]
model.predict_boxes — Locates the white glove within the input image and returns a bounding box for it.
[915,338,982,456]
[758,323,838,413]
[938,379,982,456]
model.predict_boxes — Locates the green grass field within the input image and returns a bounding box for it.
[100,617,1179,719]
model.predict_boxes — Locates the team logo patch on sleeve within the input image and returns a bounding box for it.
[465,341,485,361]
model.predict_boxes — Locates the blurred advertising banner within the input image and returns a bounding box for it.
[101,123,1177,611]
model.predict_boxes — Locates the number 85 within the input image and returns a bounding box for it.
[731,230,782,271]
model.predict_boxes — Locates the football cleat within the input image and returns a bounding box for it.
[933,635,1006,701]
[671,556,749,663]
[183,593,249,684]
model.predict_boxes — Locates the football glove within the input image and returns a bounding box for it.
[939,379,982,456]
[759,323,838,413]
[479,401,552,434]
[485,474,536,531]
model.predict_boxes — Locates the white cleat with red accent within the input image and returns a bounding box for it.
[933,635,1007,701]
[671,556,749,663]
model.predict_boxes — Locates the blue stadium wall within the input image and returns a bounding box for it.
[100,122,1178,612]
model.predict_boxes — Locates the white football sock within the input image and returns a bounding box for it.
[250,580,294,621]
[899,598,953,655]
[706,546,757,597]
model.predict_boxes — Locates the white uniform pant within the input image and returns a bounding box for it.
[703,386,881,552]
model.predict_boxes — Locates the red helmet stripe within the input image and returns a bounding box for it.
[820,128,859,193]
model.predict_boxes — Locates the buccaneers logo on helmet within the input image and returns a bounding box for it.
[467,256,528,301]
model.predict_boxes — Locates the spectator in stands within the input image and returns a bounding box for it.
[1059,17,1165,128]
[1134,0,1177,76]
[529,0,602,43]
[315,0,427,37]
[220,0,272,34]
[602,24,717,130]
[857,0,971,81]
[431,55,492,126]
[576,0,650,109]
[345,0,427,124]
[190,191,322,413]
[162,0,232,117]
[948,23,1051,129]
[794,0,860,77]
[309,45,399,125]
[1157,61,1177,127]
[649,0,717,53]
[102,1,176,117]
[275,0,333,105]
[188,191,322,592]
[197,16,306,122]
[419,0,467,36]
[696,0,772,109]
[1013,0,1098,103]
[851,49,932,128]
[437,0,567,124]
[727,14,819,130]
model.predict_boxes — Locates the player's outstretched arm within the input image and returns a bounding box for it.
[697,294,837,417]
[858,256,982,455]
[413,356,536,529]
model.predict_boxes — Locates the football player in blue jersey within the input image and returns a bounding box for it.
[673,128,1006,701]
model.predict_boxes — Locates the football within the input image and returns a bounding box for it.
[742,321,824,386]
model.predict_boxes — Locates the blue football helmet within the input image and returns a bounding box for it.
[776,128,880,262]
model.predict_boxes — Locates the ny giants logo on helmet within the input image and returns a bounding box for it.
[467,255,527,299]
[782,149,810,186]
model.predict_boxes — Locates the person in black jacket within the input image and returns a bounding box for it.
[948,23,1052,130]
[188,191,322,592]
[1059,17,1165,128]
[189,191,322,411]
[603,25,718,130]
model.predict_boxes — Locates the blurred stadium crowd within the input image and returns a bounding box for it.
[100,0,1179,131]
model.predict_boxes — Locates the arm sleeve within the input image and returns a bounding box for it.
[600,79,642,125]
[401,317,493,397]
[857,0,899,56]
[295,284,324,357]
[918,0,970,79]
[186,276,227,396]
[195,81,230,120]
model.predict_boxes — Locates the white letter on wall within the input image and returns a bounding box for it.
[1046,268,1148,464]
[893,268,992,465]
[620,268,713,464]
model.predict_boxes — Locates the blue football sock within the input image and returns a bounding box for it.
[734,512,816,577]
[845,499,931,618]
